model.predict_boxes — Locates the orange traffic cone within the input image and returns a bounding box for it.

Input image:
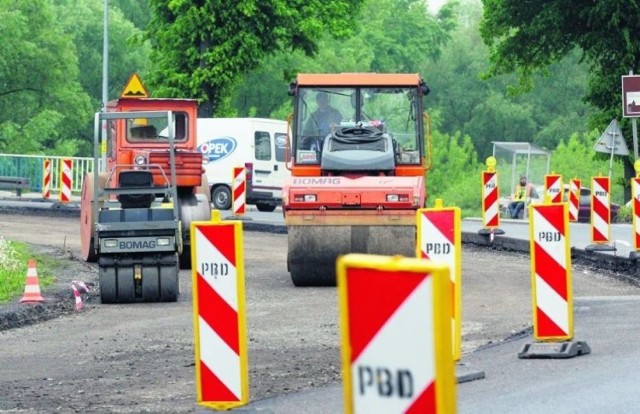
[20,259,44,303]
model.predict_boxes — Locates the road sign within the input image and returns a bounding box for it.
[519,200,590,359]
[481,170,500,228]
[590,176,612,244]
[191,217,249,410]
[593,119,629,156]
[568,178,581,222]
[417,201,462,362]
[632,177,640,251]
[528,202,573,341]
[544,173,563,204]
[622,75,640,117]
[120,73,149,98]
[337,254,456,414]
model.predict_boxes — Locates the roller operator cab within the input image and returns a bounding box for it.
[79,74,211,303]
[284,73,431,286]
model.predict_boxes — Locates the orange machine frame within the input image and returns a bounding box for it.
[105,97,203,188]
[290,73,427,178]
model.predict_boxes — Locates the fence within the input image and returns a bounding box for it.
[0,154,99,195]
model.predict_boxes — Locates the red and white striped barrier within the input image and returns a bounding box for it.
[42,159,51,199]
[59,158,72,203]
[481,170,500,229]
[71,281,90,311]
[232,166,246,215]
[417,199,462,361]
[191,216,248,410]
[530,202,573,340]
[632,177,640,251]
[337,254,456,414]
[590,176,611,243]
[519,201,589,358]
[544,173,563,203]
[568,178,581,222]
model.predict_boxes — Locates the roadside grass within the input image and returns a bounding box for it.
[0,238,57,303]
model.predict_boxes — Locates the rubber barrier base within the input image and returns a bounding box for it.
[477,227,505,236]
[456,362,486,383]
[518,340,591,359]
[585,243,616,252]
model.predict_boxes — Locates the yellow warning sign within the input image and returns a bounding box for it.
[120,73,149,98]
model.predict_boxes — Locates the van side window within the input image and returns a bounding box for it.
[255,131,271,161]
[275,133,287,162]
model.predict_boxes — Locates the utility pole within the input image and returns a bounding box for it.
[101,0,109,172]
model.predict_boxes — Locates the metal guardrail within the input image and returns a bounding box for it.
[0,176,31,196]
[0,154,99,195]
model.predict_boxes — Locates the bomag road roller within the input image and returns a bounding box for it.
[283,73,431,286]
[80,82,211,303]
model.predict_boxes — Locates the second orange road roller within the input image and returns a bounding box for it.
[283,73,432,286]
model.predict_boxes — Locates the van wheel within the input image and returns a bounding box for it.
[211,186,232,210]
[256,203,276,212]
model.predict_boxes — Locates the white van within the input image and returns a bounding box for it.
[197,118,289,212]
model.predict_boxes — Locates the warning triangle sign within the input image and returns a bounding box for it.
[593,119,629,156]
[120,73,149,99]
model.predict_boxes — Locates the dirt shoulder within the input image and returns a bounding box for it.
[0,243,99,331]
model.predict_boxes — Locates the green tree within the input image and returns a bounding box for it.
[56,0,151,106]
[479,0,638,131]
[145,0,366,117]
[551,132,626,205]
[229,0,458,118]
[427,0,593,158]
[112,0,152,29]
[426,130,483,215]
[0,0,92,155]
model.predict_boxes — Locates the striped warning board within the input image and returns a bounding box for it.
[544,173,563,203]
[59,158,72,203]
[190,218,249,410]
[568,178,581,222]
[633,177,640,250]
[337,254,456,414]
[481,170,500,228]
[591,176,611,243]
[529,202,573,341]
[232,166,246,215]
[42,158,51,199]
[416,200,462,361]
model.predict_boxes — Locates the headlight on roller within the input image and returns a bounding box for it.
[156,238,171,246]
[386,194,410,202]
[294,194,317,202]
[104,239,118,248]
[134,155,147,166]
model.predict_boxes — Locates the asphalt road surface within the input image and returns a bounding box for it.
[0,209,638,413]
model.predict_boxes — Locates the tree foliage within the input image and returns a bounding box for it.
[229,0,458,119]
[426,130,483,215]
[145,0,366,117]
[428,0,594,159]
[0,0,92,155]
[480,0,639,128]
[551,132,626,204]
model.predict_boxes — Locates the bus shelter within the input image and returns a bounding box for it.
[492,142,551,211]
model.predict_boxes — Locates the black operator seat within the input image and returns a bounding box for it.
[117,170,155,209]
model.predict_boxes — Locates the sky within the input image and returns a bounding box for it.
[428,0,447,14]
